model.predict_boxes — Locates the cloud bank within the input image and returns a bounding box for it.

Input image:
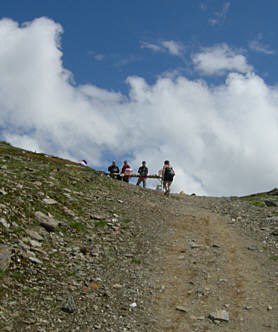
[1,17,278,197]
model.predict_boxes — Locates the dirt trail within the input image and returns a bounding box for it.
[149,198,277,331]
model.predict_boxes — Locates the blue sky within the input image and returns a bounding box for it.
[2,1,278,89]
[1,1,278,196]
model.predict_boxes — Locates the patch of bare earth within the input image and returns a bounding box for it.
[149,196,278,331]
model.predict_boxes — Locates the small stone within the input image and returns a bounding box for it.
[244,305,252,310]
[61,296,75,313]
[90,214,106,220]
[29,240,42,248]
[113,284,122,289]
[176,306,187,312]
[25,229,44,242]
[0,218,10,229]
[63,207,75,216]
[247,246,258,251]
[267,305,272,311]
[189,241,200,249]
[270,229,278,236]
[130,302,137,308]
[42,198,58,205]
[209,309,229,322]
[28,257,43,264]
[0,188,7,195]
[35,211,59,232]
[0,246,11,271]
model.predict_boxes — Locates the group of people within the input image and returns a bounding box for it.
[107,160,132,183]
[108,159,175,195]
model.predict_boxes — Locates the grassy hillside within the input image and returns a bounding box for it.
[0,142,168,331]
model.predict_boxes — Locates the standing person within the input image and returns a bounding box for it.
[121,160,131,183]
[136,161,148,188]
[108,161,120,180]
[162,160,175,196]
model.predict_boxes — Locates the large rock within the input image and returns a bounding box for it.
[264,200,277,207]
[0,246,11,272]
[34,211,59,232]
[271,229,278,236]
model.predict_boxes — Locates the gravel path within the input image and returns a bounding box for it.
[148,196,278,331]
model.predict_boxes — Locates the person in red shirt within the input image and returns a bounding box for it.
[121,160,131,183]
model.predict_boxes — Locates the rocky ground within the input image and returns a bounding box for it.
[0,142,277,331]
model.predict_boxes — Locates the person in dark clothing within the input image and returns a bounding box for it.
[136,161,148,188]
[162,160,175,196]
[121,160,131,183]
[108,161,121,180]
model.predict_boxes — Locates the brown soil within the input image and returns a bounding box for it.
[148,195,278,331]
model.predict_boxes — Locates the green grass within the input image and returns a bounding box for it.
[252,201,264,207]
[94,221,107,227]
[66,271,76,277]
[0,269,6,278]
[10,272,25,280]
[241,196,261,201]
[23,288,36,295]
[12,228,24,234]
[69,222,86,232]
[131,258,141,264]
[121,218,131,224]
[270,256,278,261]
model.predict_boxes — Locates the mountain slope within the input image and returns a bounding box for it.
[0,142,277,331]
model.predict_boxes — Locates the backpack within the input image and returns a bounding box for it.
[165,167,175,180]
[168,167,175,177]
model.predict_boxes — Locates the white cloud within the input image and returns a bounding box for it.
[200,3,207,11]
[141,40,184,56]
[89,51,104,61]
[140,41,163,52]
[1,18,278,197]
[192,44,253,75]
[248,34,275,55]
[161,40,183,56]
[209,2,230,26]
